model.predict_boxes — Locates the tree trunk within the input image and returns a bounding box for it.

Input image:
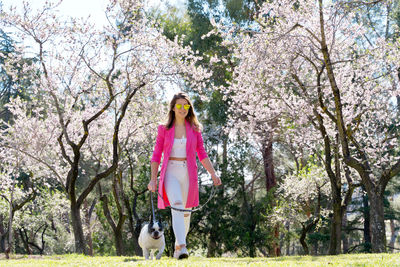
[342,211,349,253]
[124,195,142,256]
[83,199,95,256]
[249,214,256,257]
[279,232,284,256]
[18,229,32,255]
[5,185,15,259]
[115,228,125,256]
[99,179,127,256]
[299,218,320,255]
[389,219,397,252]
[262,134,280,257]
[133,222,142,256]
[329,159,342,255]
[262,134,276,191]
[0,235,5,253]
[328,181,342,254]
[36,225,47,255]
[207,231,217,257]
[125,150,149,256]
[299,189,321,255]
[299,225,309,255]
[70,201,87,254]
[0,215,5,253]
[285,221,290,256]
[362,187,372,252]
[312,240,318,256]
[273,225,281,256]
[99,197,126,256]
[206,194,221,257]
[329,200,342,255]
[369,192,386,253]
[329,133,342,255]
[397,95,400,113]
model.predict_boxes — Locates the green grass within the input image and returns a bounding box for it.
[0,253,399,266]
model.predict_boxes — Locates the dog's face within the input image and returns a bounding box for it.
[148,221,164,240]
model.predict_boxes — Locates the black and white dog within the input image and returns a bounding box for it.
[138,218,165,260]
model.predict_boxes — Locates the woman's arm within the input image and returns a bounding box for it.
[150,125,165,163]
[200,157,216,177]
[200,157,222,186]
[148,125,165,192]
[196,129,222,186]
[148,161,159,192]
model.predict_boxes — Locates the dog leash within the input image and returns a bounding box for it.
[150,185,217,213]
[150,190,157,221]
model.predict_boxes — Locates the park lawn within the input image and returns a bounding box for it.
[0,253,399,266]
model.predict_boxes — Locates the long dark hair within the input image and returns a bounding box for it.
[165,92,202,131]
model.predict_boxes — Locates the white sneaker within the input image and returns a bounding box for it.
[173,250,179,259]
[177,247,189,259]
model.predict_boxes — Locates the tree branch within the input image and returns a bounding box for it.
[76,82,146,207]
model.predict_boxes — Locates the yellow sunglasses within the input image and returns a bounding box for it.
[175,104,191,110]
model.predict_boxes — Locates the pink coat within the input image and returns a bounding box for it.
[150,119,208,209]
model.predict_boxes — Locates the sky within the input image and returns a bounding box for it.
[1,0,188,101]
[1,0,186,27]
[1,0,109,26]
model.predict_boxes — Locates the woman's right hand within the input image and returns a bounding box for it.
[147,178,157,192]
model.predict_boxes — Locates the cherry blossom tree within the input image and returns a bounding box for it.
[0,0,209,254]
[215,0,400,253]
[270,165,330,255]
[14,189,71,255]
[87,92,165,256]
[0,146,39,257]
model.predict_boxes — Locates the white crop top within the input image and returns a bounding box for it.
[169,138,187,158]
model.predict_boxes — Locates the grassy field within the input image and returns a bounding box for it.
[0,253,399,266]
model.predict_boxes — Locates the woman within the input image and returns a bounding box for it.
[148,92,222,259]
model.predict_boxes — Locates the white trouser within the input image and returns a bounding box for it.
[165,160,192,246]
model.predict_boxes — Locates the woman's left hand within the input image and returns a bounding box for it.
[211,174,222,186]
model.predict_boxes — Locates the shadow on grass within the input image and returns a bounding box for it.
[268,256,306,261]
[0,254,45,260]
[264,256,324,262]
[123,257,145,262]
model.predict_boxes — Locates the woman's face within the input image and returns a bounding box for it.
[173,98,190,120]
